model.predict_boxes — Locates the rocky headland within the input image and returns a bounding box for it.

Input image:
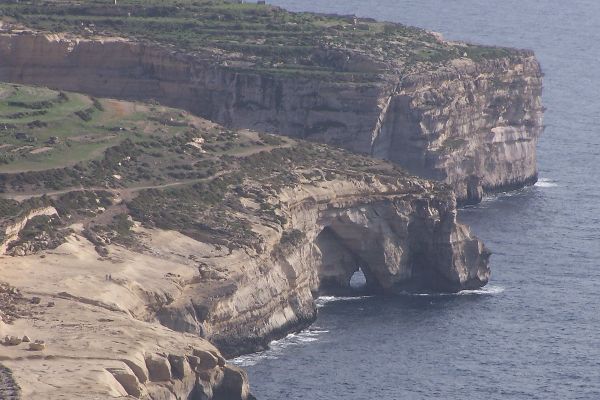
[0,1,542,399]
[0,81,489,398]
[0,0,543,204]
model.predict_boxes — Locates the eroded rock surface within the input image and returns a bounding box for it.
[0,268,252,399]
[157,174,490,356]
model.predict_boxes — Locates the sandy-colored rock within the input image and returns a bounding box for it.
[0,239,251,399]
[106,366,145,398]
[28,340,45,351]
[193,348,219,370]
[4,335,21,346]
[145,354,172,382]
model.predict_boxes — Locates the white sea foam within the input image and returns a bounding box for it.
[315,295,372,308]
[406,285,505,297]
[231,328,330,367]
[232,287,503,366]
[535,178,559,188]
[457,285,505,296]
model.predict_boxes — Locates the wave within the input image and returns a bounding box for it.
[315,295,373,308]
[231,328,330,367]
[232,287,503,366]
[535,178,559,188]
[406,285,505,297]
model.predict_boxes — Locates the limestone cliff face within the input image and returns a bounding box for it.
[0,30,542,203]
[374,57,544,203]
[157,175,490,357]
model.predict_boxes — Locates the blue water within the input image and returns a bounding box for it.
[239,1,600,398]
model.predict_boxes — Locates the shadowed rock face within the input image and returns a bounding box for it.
[0,31,542,203]
[374,58,544,204]
[315,198,490,294]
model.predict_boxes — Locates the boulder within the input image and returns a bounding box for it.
[145,354,172,382]
[29,340,46,351]
[4,335,22,346]
[168,354,191,380]
[192,348,219,370]
[107,367,145,398]
[121,357,149,384]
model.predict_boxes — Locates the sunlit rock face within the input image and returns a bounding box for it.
[0,32,542,203]
[373,57,544,204]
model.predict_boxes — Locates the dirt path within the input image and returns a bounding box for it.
[0,140,292,202]
[0,365,21,400]
[0,171,231,202]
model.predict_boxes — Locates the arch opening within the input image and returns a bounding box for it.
[315,226,380,295]
[349,268,367,291]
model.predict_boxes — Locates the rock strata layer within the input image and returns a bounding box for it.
[0,30,543,203]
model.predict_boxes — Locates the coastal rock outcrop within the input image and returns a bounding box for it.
[0,29,543,203]
[0,83,491,364]
[0,272,253,400]
[155,174,490,356]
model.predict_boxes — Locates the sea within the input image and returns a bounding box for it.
[234,1,600,398]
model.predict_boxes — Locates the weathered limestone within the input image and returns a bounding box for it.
[0,269,253,400]
[373,58,543,203]
[0,31,542,203]
[0,166,487,398]
[193,349,221,370]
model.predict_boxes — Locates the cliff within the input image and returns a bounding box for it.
[0,3,543,203]
[0,82,490,397]
[0,163,490,363]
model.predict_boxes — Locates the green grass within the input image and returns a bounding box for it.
[0,83,208,174]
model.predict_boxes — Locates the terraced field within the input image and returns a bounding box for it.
[0,0,518,79]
